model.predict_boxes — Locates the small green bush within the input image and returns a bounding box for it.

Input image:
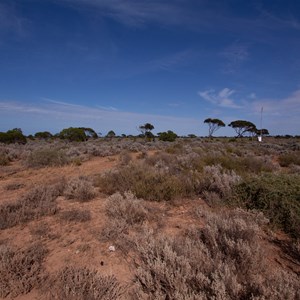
[26,148,69,168]
[0,128,27,144]
[158,130,178,142]
[98,163,183,201]
[234,173,300,237]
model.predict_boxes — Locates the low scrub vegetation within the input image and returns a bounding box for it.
[0,243,47,298]
[64,176,96,201]
[45,266,124,300]
[0,184,60,230]
[132,209,299,299]
[105,192,148,226]
[234,173,300,238]
[26,147,69,168]
[98,162,183,201]
[278,151,300,167]
[1,137,300,299]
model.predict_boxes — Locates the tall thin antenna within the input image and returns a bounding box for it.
[259,106,263,142]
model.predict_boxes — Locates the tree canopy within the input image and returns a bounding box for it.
[228,120,257,137]
[34,131,53,139]
[204,118,225,137]
[0,128,27,144]
[106,130,116,138]
[139,123,154,139]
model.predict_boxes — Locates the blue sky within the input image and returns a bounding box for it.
[1,0,300,136]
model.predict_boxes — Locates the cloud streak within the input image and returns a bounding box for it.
[198,88,241,109]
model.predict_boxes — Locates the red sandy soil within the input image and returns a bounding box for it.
[0,153,299,299]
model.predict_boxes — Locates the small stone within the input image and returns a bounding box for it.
[108,245,116,252]
[75,250,80,254]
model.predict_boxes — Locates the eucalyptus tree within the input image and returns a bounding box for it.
[204,118,225,137]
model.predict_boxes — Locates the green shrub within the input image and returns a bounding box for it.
[0,128,27,144]
[234,174,300,237]
[26,148,69,168]
[158,130,178,142]
[34,131,53,139]
[98,163,183,201]
[203,154,275,174]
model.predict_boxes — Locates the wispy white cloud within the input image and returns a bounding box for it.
[252,89,300,116]
[198,88,241,109]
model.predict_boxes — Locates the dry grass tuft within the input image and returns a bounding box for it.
[45,266,124,300]
[0,243,47,298]
[64,176,96,201]
[105,192,148,225]
[0,184,59,230]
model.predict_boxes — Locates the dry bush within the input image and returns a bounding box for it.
[98,162,183,201]
[278,151,300,167]
[45,266,124,300]
[132,209,300,299]
[64,176,96,201]
[105,192,148,225]
[59,209,91,222]
[100,218,129,242]
[100,192,148,242]
[0,153,10,166]
[201,164,241,201]
[0,184,59,230]
[118,150,133,166]
[26,147,69,168]
[0,243,47,298]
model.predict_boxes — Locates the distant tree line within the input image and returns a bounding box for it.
[3,120,298,145]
